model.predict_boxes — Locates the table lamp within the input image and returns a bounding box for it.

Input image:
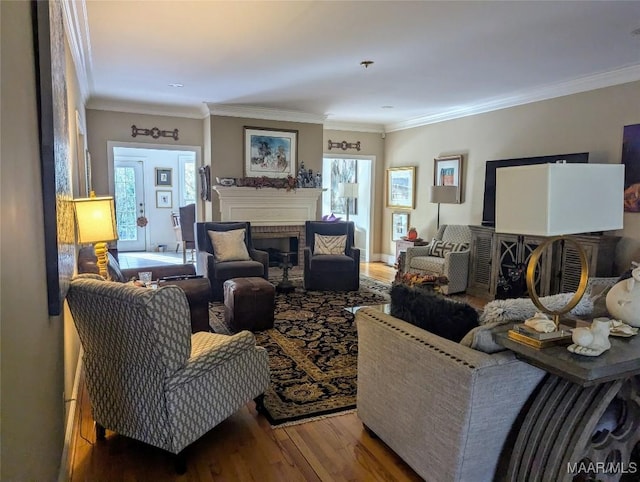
[74,195,118,279]
[495,162,624,331]
[338,182,359,222]
[430,185,458,229]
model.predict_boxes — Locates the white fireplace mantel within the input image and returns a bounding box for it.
[213,186,324,226]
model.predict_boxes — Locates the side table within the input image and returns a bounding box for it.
[497,332,640,481]
[276,251,296,293]
[395,239,428,272]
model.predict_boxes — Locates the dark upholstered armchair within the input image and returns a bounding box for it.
[179,203,196,263]
[195,222,269,301]
[304,221,360,291]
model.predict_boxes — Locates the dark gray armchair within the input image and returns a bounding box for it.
[304,221,360,291]
[195,222,269,301]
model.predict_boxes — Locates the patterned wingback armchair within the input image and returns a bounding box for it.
[66,275,270,471]
[195,221,269,301]
[304,221,360,291]
[405,224,472,295]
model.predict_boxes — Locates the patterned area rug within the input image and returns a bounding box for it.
[209,271,390,426]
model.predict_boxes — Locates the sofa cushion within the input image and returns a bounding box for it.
[409,256,445,273]
[310,254,355,272]
[428,239,469,258]
[208,229,251,262]
[314,234,346,255]
[389,283,478,342]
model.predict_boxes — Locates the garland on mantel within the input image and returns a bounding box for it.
[232,176,299,191]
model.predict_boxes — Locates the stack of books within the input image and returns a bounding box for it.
[507,319,590,349]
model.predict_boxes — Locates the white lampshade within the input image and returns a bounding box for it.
[495,163,624,236]
[429,185,458,204]
[338,182,359,199]
[74,196,119,243]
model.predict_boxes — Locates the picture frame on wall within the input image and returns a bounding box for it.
[386,166,415,209]
[622,123,640,212]
[244,126,298,178]
[392,212,410,241]
[155,167,173,186]
[156,190,172,208]
[434,155,463,202]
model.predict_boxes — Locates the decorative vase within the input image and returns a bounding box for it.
[407,227,418,240]
[605,267,640,327]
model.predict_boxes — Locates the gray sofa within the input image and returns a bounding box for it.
[355,307,546,482]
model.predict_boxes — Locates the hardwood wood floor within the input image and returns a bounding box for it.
[67,262,486,481]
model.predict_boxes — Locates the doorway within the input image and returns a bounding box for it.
[322,154,375,261]
[108,142,201,253]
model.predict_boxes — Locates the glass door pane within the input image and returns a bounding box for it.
[114,160,145,251]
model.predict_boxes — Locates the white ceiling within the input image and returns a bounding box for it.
[66,1,640,132]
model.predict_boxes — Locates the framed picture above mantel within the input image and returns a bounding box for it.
[244,127,298,179]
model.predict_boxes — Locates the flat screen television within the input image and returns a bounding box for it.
[481,152,589,227]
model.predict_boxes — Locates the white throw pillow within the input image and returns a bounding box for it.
[314,234,347,255]
[207,229,251,262]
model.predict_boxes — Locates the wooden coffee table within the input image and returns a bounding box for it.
[497,332,640,481]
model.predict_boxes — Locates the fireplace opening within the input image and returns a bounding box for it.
[253,236,299,267]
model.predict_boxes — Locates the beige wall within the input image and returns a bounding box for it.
[323,129,385,255]
[1,1,65,479]
[86,109,205,196]
[208,116,323,220]
[383,81,640,271]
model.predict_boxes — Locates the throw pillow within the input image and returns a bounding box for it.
[428,239,469,258]
[460,321,510,354]
[389,283,479,342]
[314,234,346,255]
[207,229,251,262]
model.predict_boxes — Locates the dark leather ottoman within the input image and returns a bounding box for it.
[158,276,212,333]
[223,277,275,332]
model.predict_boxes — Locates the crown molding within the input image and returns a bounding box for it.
[385,64,640,133]
[61,0,92,102]
[206,104,327,124]
[86,98,205,119]
[323,120,385,134]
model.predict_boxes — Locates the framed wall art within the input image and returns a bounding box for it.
[155,167,173,186]
[434,155,463,202]
[386,166,415,209]
[244,127,298,178]
[156,190,173,208]
[392,212,410,241]
[622,123,640,212]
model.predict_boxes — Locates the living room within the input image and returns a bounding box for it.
[3,1,640,481]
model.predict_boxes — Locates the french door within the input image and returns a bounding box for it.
[114,160,146,251]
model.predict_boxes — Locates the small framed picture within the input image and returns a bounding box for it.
[155,167,173,186]
[434,155,462,202]
[156,190,172,208]
[392,212,409,241]
[386,166,415,209]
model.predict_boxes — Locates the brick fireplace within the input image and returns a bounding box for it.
[212,186,323,265]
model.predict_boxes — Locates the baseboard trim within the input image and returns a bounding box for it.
[58,348,83,482]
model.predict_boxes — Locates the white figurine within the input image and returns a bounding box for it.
[606,265,640,327]
[567,318,611,357]
[524,312,556,333]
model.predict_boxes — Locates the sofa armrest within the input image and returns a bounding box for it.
[347,246,360,263]
[166,331,258,389]
[250,248,269,276]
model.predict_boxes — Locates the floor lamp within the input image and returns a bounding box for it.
[74,195,119,279]
[495,162,624,339]
[429,185,458,229]
[338,182,359,222]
